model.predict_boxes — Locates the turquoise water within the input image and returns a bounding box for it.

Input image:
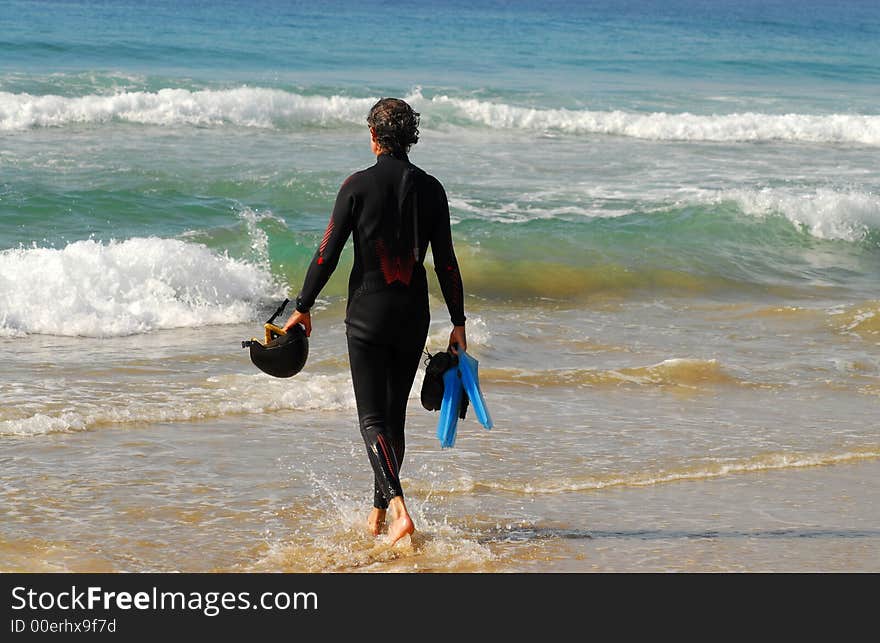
[3,0,879,310]
[1,1,879,572]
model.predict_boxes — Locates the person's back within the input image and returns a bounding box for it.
[327,153,463,341]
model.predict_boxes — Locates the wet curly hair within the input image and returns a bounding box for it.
[366,98,420,155]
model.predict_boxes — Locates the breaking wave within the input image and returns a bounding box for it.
[3,87,879,145]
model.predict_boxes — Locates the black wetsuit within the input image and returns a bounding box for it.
[295,152,465,508]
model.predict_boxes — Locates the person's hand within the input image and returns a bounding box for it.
[283,310,312,337]
[448,324,467,355]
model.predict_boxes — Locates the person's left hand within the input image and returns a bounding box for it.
[283,310,311,337]
[448,324,467,354]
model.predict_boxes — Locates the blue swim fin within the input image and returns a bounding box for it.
[457,350,493,430]
[437,366,463,448]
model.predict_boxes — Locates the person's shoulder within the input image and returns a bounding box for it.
[413,167,446,195]
[339,167,370,192]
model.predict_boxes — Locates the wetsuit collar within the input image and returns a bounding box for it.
[377,151,409,164]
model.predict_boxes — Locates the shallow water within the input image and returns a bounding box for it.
[2,299,878,572]
[3,409,878,573]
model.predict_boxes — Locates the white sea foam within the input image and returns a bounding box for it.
[446,195,619,223]
[0,237,285,337]
[451,183,880,243]
[236,208,276,269]
[706,188,880,242]
[0,322,26,338]
[0,87,378,130]
[0,371,361,436]
[430,94,880,145]
[475,450,880,494]
[0,369,429,437]
[3,87,879,145]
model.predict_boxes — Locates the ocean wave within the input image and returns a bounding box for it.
[0,237,284,338]
[0,87,378,130]
[459,256,772,300]
[451,187,880,242]
[0,370,434,436]
[708,188,880,243]
[430,94,880,145]
[0,367,430,437]
[483,358,743,389]
[3,86,879,145]
[449,187,880,244]
[438,189,880,300]
[440,449,880,495]
[0,370,365,437]
[830,301,880,336]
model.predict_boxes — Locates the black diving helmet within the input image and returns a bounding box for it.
[242,299,308,378]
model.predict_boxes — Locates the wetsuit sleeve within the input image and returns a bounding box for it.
[295,178,357,313]
[429,181,466,326]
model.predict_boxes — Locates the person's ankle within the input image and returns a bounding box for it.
[388,496,407,517]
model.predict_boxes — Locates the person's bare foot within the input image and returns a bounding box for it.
[367,508,386,536]
[386,496,415,545]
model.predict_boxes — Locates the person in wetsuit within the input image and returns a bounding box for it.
[282,98,467,545]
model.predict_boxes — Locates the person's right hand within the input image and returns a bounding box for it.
[448,324,467,354]
[283,310,312,337]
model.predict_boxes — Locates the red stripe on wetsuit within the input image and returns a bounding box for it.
[376,434,399,482]
[317,219,335,265]
[375,239,415,286]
